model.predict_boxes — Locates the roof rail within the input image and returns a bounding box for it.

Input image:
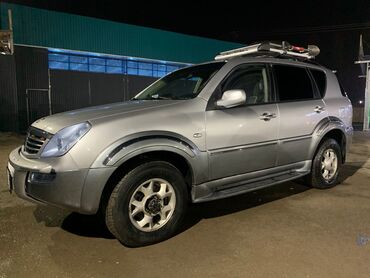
[214,41,320,61]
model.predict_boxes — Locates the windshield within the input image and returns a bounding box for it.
[133,62,225,100]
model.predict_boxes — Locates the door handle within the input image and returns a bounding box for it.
[260,112,276,121]
[314,106,325,113]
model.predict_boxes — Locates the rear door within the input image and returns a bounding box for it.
[273,64,328,166]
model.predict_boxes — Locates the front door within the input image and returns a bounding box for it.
[206,64,279,180]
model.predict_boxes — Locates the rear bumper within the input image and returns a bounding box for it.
[8,147,116,214]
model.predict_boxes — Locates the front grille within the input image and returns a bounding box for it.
[24,127,50,155]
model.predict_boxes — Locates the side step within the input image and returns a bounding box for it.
[193,171,309,203]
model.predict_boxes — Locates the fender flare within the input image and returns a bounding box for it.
[90,131,208,184]
[310,116,350,161]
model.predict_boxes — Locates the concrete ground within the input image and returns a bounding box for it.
[0,132,370,278]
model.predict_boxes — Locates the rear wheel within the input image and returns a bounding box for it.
[105,161,188,247]
[305,138,341,189]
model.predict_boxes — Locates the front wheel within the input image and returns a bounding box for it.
[105,161,188,247]
[305,138,342,189]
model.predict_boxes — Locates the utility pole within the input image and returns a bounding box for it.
[355,34,370,131]
[0,9,13,55]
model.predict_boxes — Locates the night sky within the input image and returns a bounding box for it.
[4,0,370,105]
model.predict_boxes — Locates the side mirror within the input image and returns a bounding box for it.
[216,89,246,109]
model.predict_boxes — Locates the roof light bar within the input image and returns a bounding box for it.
[214,41,320,61]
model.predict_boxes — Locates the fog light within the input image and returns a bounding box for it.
[28,171,56,183]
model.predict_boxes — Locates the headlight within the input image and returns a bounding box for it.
[41,122,91,157]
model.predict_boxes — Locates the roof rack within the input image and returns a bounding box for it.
[214,41,320,61]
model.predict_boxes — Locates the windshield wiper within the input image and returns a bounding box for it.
[152,96,171,100]
[132,95,172,101]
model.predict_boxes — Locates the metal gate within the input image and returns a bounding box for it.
[26,88,51,126]
[49,69,157,114]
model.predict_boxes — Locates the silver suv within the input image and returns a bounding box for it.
[7,42,353,246]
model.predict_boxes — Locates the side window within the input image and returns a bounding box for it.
[274,65,314,101]
[310,69,327,98]
[222,65,271,104]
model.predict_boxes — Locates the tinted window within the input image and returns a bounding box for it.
[274,65,314,101]
[223,65,270,104]
[310,69,326,98]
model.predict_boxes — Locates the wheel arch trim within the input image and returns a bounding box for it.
[91,131,199,167]
[310,116,351,162]
[90,131,208,185]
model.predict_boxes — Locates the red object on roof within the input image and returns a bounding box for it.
[291,46,306,53]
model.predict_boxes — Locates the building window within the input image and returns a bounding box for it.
[48,50,190,77]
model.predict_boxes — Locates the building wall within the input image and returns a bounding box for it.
[0,45,158,132]
[0,3,244,132]
[14,46,49,132]
[353,107,364,123]
[0,3,243,64]
[0,54,18,131]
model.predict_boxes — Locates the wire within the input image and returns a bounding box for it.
[251,22,370,36]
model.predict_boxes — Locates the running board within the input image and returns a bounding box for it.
[192,171,309,203]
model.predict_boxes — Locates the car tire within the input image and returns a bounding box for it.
[305,138,342,189]
[105,161,188,247]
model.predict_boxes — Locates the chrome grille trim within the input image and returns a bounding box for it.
[23,127,52,156]
[26,140,43,148]
[27,136,44,144]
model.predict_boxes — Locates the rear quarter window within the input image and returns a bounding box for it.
[310,69,327,98]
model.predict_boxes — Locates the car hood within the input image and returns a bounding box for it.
[31,100,183,134]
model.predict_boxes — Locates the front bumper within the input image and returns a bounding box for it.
[8,147,116,214]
